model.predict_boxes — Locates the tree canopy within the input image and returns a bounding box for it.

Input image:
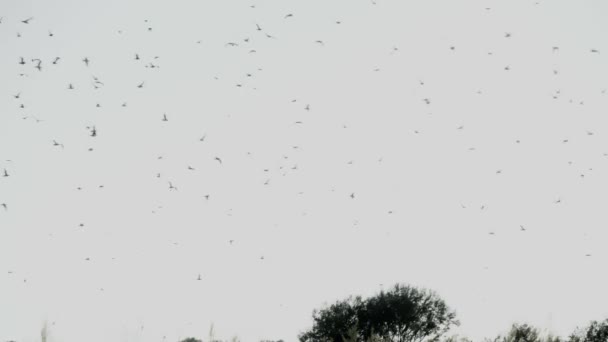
[299,283,459,342]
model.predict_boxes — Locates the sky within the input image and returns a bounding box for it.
[1,0,608,341]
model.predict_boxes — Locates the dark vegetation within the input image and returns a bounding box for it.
[18,283,608,342]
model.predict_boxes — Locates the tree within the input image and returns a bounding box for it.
[299,295,364,342]
[179,338,202,342]
[501,323,541,342]
[568,319,608,342]
[299,284,459,342]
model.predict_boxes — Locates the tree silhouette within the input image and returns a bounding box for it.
[569,319,608,342]
[299,284,458,342]
[299,295,364,342]
[179,338,202,342]
[495,323,541,342]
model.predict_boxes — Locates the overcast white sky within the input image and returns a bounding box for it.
[1,0,608,341]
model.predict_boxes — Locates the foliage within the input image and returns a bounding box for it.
[568,319,608,342]
[299,295,364,342]
[299,283,459,342]
[179,338,202,342]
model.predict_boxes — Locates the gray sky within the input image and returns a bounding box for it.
[1,0,608,341]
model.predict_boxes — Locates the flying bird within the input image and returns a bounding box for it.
[21,17,33,24]
[82,57,90,66]
[2,169,8,177]
[1,203,6,211]
[32,59,42,71]
[284,14,293,19]
[52,57,60,64]
[137,82,144,88]
[520,225,526,231]
[168,182,178,191]
[214,157,222,164]
[162,113,168,121]
[19,57,25,65]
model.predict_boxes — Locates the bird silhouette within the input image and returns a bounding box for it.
[168,182,178,191]
[214,157,222,164]
[162,113,168,121]
[52,57,60,65]
[21,17,33,24]
[82,57,90,66]
[520,225,526,231]
[1,203,7,211]
[19,57,25,65]
[137,82,144,88]
[32,59,42,71]
[284,14,293,19]
[3,169,9,177]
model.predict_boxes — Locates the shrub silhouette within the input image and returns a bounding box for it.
[299,283,459,342]
[485,323,542,342]
[179,338,202,342]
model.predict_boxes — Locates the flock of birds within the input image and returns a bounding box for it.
[1,5,605,271]
[0,2,606,340]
